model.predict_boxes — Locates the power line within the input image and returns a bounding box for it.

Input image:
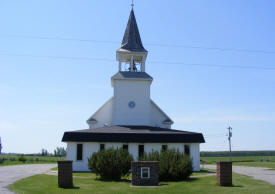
[0,52,114,62]
[2,34,275,55]
[149,61,275,70]
[2,34,120,44]
[0,52,274,70]
[148,43,275,54]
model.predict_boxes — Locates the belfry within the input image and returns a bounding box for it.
[117,8,147,72]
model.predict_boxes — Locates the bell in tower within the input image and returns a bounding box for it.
[116,8,148,72]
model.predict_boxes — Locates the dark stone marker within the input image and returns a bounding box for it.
[131,161,159,186]
[217,161,232,186]
[58,161,73,188]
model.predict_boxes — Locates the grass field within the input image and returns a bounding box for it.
[2,154,275,169]
[201,156,275,169]
[0,154,64,166]
[10,172,275,194]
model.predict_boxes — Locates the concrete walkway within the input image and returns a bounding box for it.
[0,164,57,194]
[204,165,275,185]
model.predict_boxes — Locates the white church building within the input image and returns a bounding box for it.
[62,8,205,172]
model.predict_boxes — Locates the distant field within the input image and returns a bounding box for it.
[0,154,65,166]
[201,151,275,157]
[201,156,275,169]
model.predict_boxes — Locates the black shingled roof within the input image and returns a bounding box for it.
[120,9,147,52]
[62,125,205,143]
[112,71,153,80]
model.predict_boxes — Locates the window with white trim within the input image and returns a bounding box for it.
[141,167,150,179]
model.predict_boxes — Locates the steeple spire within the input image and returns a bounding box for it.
[116,8,148,73]
[119,9,147,52]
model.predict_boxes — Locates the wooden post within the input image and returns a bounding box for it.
[58,161,73,188]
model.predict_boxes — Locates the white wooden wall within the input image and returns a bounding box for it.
[66,142,201,172]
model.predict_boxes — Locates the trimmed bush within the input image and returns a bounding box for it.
[88,148,133,181]
[18,155,27,163]
[139,149,193,181]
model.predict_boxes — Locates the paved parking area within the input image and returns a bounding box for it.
[0,164,57,194]
[204,165,275,185]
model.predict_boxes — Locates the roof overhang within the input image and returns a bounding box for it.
[62,126,205,143]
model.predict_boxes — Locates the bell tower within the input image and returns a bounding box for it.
[116,8,148,73]
[87,6,173,129]
[111,8,152,126]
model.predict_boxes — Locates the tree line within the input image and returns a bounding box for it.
[41,147,66,156]
[200,150,275,157]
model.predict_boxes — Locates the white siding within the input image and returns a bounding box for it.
[88,98,113,129]
[66,142,200,172]
[167,143,184,152]
[190,143,200,171]
[86,75,173,128]
[144,143,161,154]
[150,101,172,128]
[112,79,152,126]
[129,143,139,160]
[87,97,173,128]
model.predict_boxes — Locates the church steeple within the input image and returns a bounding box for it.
[117,8,148,72]
[120,9,147,52]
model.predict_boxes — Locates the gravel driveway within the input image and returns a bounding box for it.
[204,165,275,185]
[0,164,57,194]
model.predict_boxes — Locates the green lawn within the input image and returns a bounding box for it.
[70,169,213,179]
[191,169,215,176]
[233,162,275,169]
[10,172,275,194]
[51,167,58,171]
[201,156,275,169]
[0,154,64,166]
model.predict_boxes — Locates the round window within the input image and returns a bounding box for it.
[128,101,136,109]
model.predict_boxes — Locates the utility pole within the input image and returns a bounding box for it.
[0,136,2,154]
[227,126,232,161]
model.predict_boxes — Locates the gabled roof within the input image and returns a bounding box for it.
[119,9,147,52]
[151,100,174,125]
[62,125,205,143]
[163,119,173,124]
[87,118,97,122]
[112,71,152,80]
[86,97,113,124]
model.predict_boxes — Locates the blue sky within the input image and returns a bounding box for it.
[0,0,274,153]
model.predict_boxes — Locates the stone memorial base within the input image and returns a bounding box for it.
[58,160,73,188]
[131,161,159,186]
[217,161,232,186]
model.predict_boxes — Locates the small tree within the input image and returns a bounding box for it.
[88,148,133,181]
[54,147,66,157]
[41,148,49,156]
[140,149,193,181]
[18,155,27,163]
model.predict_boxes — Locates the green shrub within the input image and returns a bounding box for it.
[139,149,193,181]
[88,148,133,181]
[18,155,27,163]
